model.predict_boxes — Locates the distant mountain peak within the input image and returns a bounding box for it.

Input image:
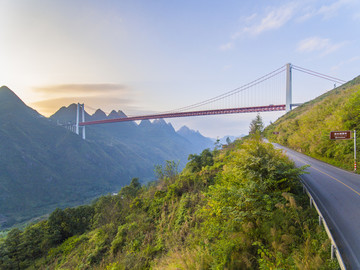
[0,85,23,101]
[0,86,38,116]
[178,125,190,131]
[92,109,107,121]
[153,119,166,125]
[117,110,127,118]
[177,125,214,151]
[68,103,77,110]
[0,85,10,91]
[152,119,176,132]
[107,110,120,119]
[94,108,105,114]
[107,110,128,119]
[139,119,152,127]
[178,126,200,135]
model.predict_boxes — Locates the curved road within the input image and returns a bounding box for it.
[274,143,360,269]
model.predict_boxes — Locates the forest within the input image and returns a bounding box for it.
[0,135,338,269]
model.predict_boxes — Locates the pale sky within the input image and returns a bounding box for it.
[1,0,359,137]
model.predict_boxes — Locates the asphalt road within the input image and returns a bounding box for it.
[273,143,360,269]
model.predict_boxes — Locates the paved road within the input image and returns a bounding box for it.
[274,143,360,269]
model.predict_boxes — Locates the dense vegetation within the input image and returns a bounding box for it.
[265,75,360,171]
[0,137,338,269]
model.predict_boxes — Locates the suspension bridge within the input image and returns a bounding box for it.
[72,63,346,139]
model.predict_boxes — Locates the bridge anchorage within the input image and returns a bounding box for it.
[71,63,345,140]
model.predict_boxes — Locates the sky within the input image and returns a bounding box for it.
[1,0,359,138]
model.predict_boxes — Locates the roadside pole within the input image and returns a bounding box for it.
[355,130,357,171]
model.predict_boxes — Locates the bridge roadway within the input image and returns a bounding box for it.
[274,143,360,269]
[79,104,285,126]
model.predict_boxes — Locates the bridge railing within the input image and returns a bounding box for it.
[301,179,346,270]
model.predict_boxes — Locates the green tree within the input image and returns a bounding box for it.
[155,160,179,181]
[4,228,22,268]
[119,177,141,198]
[249,113,264,135]
[187,148,214,173]
[47,206,94,245]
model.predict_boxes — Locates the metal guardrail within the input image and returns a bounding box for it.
[301,180,346,270]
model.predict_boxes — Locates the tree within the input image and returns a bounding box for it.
[155,160,179,181]
[47,206,94,244]
[119,177,141,198]
[187,148,214,173]
[249,113,264,135]
[4,228,22,268]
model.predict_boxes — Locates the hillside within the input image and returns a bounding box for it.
[0,138,338,269]
[0,86,213,229]
[265,75,360,170]
[0,86,134,228]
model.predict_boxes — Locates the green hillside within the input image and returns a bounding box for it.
[0,138,338,269]
[0,86,131,228]
[265,75,360,170]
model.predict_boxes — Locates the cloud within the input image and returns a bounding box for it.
[353,12,360,20]
[296,0,356,22]
[242,3,296,36]
[331,56,360,70]
[318,0,352,19]
[220,2,296,51]
[219,42,234,51]
[33,83,129,96]
[296,7,317,22]
[31,83,136,116]
[296,37,346,56]
[31,96,133,117]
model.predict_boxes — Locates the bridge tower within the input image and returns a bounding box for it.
[286,63,292,112]
[76,103,79,135]
[81,103,86,140]
[75,103,86,139]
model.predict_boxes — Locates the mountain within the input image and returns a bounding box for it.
[51,105,214,168]
[0,87,213,228]
[91,109,107,121]
[265,75,360,170]
[0,86,139,228]
[177,126,214,151]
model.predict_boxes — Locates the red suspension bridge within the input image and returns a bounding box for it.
[72,63,346,139]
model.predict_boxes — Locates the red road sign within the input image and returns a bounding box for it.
[330,131,351,140]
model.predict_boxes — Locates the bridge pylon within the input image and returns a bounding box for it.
[76,103,79,135]
[286,63,292,112]
[75,103,86,140]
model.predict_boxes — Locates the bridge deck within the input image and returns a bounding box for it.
[79,104,286,126]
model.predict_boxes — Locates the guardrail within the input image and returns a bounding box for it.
[301,180,346,270]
